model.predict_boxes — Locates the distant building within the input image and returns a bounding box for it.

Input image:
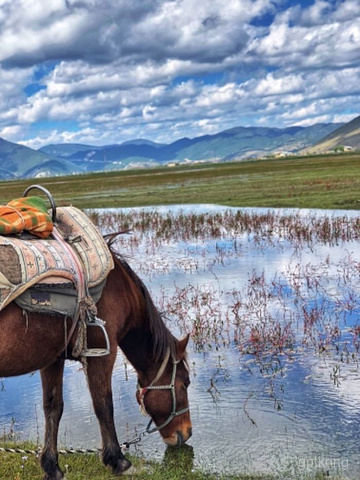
[274,151,292,158]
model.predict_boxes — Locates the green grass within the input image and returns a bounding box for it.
[0,442,334,479]
[0,442,337,479]
[0,153,359,210]
[0,442,271,480]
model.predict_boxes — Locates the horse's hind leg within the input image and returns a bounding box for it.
[40,359,65,480]
[87,355,132,475]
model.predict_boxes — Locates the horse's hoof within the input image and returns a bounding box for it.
[43,472,64,480]
[112,457,132,475]
[122,465,136,475]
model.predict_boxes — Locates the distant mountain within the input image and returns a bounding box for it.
[0,137,81,179]
[303,115,360,154]
[163,124,342,162]
[41,123,341,174]
[120,139,165,148]
[0,122,345,180]
[40,143,103,157]
[39,139,165,159]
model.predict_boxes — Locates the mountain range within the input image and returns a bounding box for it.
[0,118,359,180]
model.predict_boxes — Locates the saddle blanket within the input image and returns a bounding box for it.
[0,206,114,314]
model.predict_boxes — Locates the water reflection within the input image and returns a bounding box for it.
[1,205,359,479]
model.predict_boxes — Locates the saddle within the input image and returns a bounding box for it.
[0,185,114,357]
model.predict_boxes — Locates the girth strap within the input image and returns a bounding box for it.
[51,227,96,357]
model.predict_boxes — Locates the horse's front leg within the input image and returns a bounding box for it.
[87,355,132,475]
[40,358,65,480]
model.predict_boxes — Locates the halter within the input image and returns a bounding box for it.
[138,347,190,434]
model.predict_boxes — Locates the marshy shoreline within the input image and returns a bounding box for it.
[1,157,359,479]
[1,205,359,479]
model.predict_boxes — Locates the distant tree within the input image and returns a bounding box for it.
[334,145,344,153]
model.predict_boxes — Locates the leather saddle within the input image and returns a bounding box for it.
[0,206,114,312]
[0,186,114,357]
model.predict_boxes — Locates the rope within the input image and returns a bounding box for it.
[0,447,41,455]
[0,439,139,456]
[0,446,100,456]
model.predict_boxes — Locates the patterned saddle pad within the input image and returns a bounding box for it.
[0,206,114,314]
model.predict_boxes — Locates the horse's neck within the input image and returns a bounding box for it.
[109,254,170,381]
[119,325,163,385]
[117,297,170,383]
[119,322,151,365]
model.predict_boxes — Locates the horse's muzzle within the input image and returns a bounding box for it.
[164,427,192,447]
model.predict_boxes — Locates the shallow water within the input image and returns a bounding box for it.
[1,205,359,479]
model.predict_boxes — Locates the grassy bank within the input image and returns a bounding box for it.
[0,441,335,480]
[0,442,273,480]
[0,154,359,210]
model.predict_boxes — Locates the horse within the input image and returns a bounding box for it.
[0,247,192,480]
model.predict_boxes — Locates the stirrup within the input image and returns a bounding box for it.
[82,316,111,357]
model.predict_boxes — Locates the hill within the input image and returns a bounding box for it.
[0,137,81,179]
[303,115,360,154]
[120,139,165,148]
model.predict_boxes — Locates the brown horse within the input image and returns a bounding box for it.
[0,248,192,479]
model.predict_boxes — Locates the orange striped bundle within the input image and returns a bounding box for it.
[0,196,53,238]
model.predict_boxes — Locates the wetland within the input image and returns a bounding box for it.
[1,204,359,479]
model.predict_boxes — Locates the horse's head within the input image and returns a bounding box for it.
[136,334,192,447]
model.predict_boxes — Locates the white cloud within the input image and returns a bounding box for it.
[0,0,359,146]
[195,83,245,108]
[332,112,359,123]
[19,126,116,150]
[0,67,33,126]
[249,3,360,70]
[0,0,270,68]
[254,73,303,96]
[0,125,22,140]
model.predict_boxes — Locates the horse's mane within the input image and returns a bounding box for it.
[109,246,176,362]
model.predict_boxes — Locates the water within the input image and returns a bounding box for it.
[1,205,359,479]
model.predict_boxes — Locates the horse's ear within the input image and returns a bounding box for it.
[177,333,190,358]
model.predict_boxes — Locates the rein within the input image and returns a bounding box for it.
[138,347,190,434]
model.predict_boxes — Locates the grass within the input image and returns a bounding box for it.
[0,442,338,479]
[0,153,359,210]
[0,442,337,480]
[0,442,272,480]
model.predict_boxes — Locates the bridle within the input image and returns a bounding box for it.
[137,347,190,434]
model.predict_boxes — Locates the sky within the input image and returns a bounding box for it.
[0,0,359,149]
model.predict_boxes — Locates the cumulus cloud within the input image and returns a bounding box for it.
[0,0,359,146]
[0,67,33,122]
[19,127,113,149]
[0,0,266,68]
[0,0,160,67]
[248,1,360,70]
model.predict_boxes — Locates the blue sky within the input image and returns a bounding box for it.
[0,0,359,149]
